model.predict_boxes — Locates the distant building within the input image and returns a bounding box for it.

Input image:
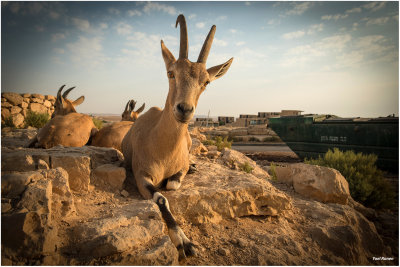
[218,116,235,125]
[281,110,303,116]
[258,112,281,118]
[239,114,258,119]
[194,117,218,127]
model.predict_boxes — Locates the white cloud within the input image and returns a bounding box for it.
[217,15,227,21]
[35,25,45,32]
[365,17,390,26]
[213,38,228,47]
[108,8,120,15]
[196,22,205,29]
[230,29,237,34]
[53,48,65,54]
[245,2,251,6]
[321,14,349,21]
[143,2,177,15]
[99,23,108,30]
[49,11,60,19]
[188,14,197,19]
[286,2,313,16]
[346,7,362,14]
[52,33,66,42]
[307,24,324,35]
[66,36,107,67]
[363,2,387,12]
[127,10,142,17]
[116,22,133,35]
[282,30,305,40]
[236,41,245,46]
[71,17,90,32]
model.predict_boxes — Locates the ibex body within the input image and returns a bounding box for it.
[27,85,98,148]
[91,100,145,151]
[122,14,233,259]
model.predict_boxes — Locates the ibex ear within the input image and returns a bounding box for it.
[207,57,234,82]
[161,40,176,69]
[72,96,85,106]
[135,103,145,114]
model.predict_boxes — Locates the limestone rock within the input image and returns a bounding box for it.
[1,150,36,172]
[51,154,91,192]
[2,92,23,105]
[10,106,22,115]
[12,113,25,128]
[221,148,270,179]
[165,158,291,224]
[91,164,126,192]
[207,145,218,151]
[31,93,45,99]
[22,93,31,98]
[29,103,47,114]
[1,108,11,120]
[18,179,52,215]
[20,101,28,109]
[190,138,208,155]
[1,172,43,199]
[275,163,350,204]
[31,98,44,104]
[207,150,221,159]
[2,102,13,108]
[43,100,52,108]
[45,95,55,101]
[190,127,207,141]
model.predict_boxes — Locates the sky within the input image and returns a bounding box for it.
[1,1,399,118]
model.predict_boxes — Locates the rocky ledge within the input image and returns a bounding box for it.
[1,128,397,265]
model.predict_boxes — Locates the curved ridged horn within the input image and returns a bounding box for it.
[124,100,131,112]
[57,85,66,101]
[129,100,137,111]
[62,86,76,99]
[175,14,188,59]
[197,25,216,63]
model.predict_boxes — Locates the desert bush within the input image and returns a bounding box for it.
[1,116,15,128]
[239,161,253,174]
[202,136,232,151]
[24,111,50,128]
[269,163,278,181]
[305,148,395,209]
[92,117,105,130]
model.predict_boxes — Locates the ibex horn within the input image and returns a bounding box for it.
[176,14,188,59]
[57,85,66,102]
[197,25,216,63]
[124,100,131,112]
[129,100,137,111]
[62,86,76,99]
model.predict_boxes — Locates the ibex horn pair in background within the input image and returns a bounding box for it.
[52,84,85,118]
[26,85,98,149]
[122,14,233,260]
[91,99,145,151]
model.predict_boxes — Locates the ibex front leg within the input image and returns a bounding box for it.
[136,177,196,260]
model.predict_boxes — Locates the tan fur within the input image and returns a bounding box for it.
[26,85,97,148]
[91,100,145,151]
[121,14,233,258]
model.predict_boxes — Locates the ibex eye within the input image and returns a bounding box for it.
[204,81,210,86]
[167,71,175,79]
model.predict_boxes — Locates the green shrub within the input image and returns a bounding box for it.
[24,111,50,128]
[92,117,104,129]
[202,136,232,151]
[270,163,278,181]
[305,148,395,209]
[1,116,15,128]
[239,161,254,173]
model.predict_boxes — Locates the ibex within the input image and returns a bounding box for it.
[91,99,145,151]
[122,14,233,259]
[26,85,98,148]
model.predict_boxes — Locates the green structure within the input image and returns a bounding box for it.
[269,115,399,171]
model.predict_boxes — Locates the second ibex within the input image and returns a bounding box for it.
[122,14,233,259]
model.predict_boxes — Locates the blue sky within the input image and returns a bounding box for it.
[2,1,399,118]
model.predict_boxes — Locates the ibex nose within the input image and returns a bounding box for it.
[176,103,194,117]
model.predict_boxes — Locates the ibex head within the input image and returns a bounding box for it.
[52,85,85,118]
[161,14,233,123]
[121,99,145,121]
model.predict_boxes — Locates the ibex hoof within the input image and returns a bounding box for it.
[177,242,197,260]
[187,164,197,174]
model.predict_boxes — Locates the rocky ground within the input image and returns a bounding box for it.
[1,127,398,265]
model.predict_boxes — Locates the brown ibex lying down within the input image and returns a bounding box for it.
[26,85,98,148]
[122,14,233,259]
[91,99,145,151]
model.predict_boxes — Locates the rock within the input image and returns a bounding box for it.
[43,100,52,108]
[1,108,11,120]
[248,126,269,135]
[10,106,22,115]
[12,113,25,127]
[31,98,44,104]
[121,190,130,197]
[45,95,55,101]
[190,127,207,141]
[31,93,45,100]
[91,164,126,192]
[275,163,350,204]
[236,238,247,247]
[190,138,208,155]
[51,154,91,192]
[29,103,47,114]
[218,247,229,256]
[1,97,6,102]
[37,159,49,170]
[229,128,248,136]
[207,150,221,159]
[1,172,43,199]
[2,102,13,108]
[221,148,270,179]
[22,93,31,98]
[2,92,23,105]
[207,145,218,151]
[18,179,52,215]
[165,158,291,224]
[2,200,12,213]
[20,102,28,109]
[1,150,36,172]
